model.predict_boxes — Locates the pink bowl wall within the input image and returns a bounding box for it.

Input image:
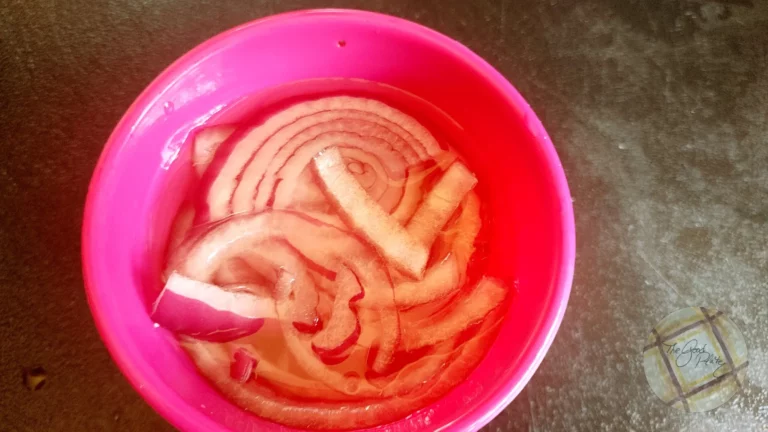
[82,9,575,432]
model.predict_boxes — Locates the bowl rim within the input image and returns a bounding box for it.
[82,8,575,432]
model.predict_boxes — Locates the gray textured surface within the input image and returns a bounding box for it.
[1,0,766,431]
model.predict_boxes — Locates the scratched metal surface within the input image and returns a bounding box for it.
[1,0,766,431]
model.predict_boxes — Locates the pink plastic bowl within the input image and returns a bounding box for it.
[82,9,574,432]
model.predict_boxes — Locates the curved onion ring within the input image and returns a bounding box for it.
[203,96,444,221]
[160,95,511,429]
[181,310,503,430]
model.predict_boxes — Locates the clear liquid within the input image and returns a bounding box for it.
[164,78,503,430]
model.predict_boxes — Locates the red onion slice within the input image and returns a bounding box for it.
[394,254,461,308]
[273,271,379,397]
[389,153,457,222]
[311,266,363,358]
[313,147,428,279]
[263,132,407,212]
[170,210,400,370]
[244,241,321,331]
[407,160,477,248]
[204,97,443,221]
[432,191,482,284]
[281,167,331,212]
[400,277,506,351]
[166,202,195,262]
[238,118,410,213]
[180,311,502,430]
[233,112,421,216]
[230,348,257,383]
[213,258,275,287]
[151,272,275,342]
[338,148,392,204]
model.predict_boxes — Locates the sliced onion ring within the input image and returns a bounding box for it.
[394,254,461,308]
[192,125,235,177]
[230,348,257,383]
[313,147,428,279]
[204,96,443,221]
[181,308,503,430]
[243,120,408,213]
[312,266,363,358]
[268,132,407,212]
[401,277,506,351]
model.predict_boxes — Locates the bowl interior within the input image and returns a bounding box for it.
[83,10,573,432]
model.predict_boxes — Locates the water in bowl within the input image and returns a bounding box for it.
[152,78,510,430]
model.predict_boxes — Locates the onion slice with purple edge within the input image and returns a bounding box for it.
[240,119,409,213]
[274,270,380,396]
[406,160,477,248]
[192,125,235,177]
[169,210,400,372]
[230,348,258,383]
[313,147,428,279]
[151,272,275,342]
[394,254,461,308]
[311,265,364,358]
[180,309,503,430]
[204,96,443,222]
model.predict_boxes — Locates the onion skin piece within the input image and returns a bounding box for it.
[192,125,235,177]
[407,160,478,248]
[401,277,506,351]
[151,272,274,342]
[314,147,428,279]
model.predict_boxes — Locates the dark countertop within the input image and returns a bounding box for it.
[1,1,766,431]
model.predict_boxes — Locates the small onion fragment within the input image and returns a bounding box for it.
[152,272,275,342]
[161,90,511,430]
[192,125,235,176]
[230,348,257,383]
